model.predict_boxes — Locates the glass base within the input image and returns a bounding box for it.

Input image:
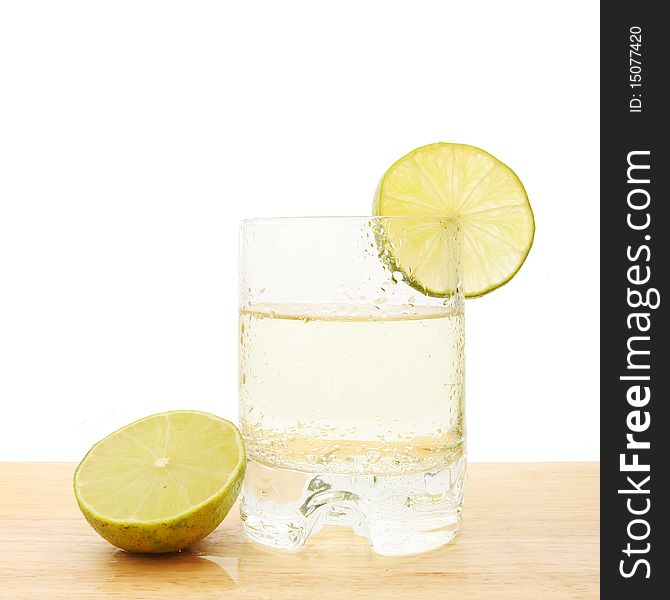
[240,455,466,556]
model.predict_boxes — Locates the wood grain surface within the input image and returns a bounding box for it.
[0,462,599,599]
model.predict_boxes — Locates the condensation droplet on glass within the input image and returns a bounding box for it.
[366,450,381,463]
[391,271,404,284]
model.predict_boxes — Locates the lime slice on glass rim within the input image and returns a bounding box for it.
[73,410,245,553]
[373,143,535,297]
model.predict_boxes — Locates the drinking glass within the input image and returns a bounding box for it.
[238,216,465,555]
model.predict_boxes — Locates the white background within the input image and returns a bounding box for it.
[0,1,599,462]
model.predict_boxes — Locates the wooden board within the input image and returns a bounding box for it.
[0,462,599,599]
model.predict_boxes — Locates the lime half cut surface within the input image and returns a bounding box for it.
[374,143,535,297]
[73,410,246,553]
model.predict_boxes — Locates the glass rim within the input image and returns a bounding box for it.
[240,215,458,226]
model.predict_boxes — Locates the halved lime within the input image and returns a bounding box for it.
[73,410,245,553]
[373,143,535,297]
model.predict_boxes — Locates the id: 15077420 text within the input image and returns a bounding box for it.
[629,26,643,113]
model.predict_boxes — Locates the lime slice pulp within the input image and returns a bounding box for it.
[373,142,535,297]
[73,410,245,553]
